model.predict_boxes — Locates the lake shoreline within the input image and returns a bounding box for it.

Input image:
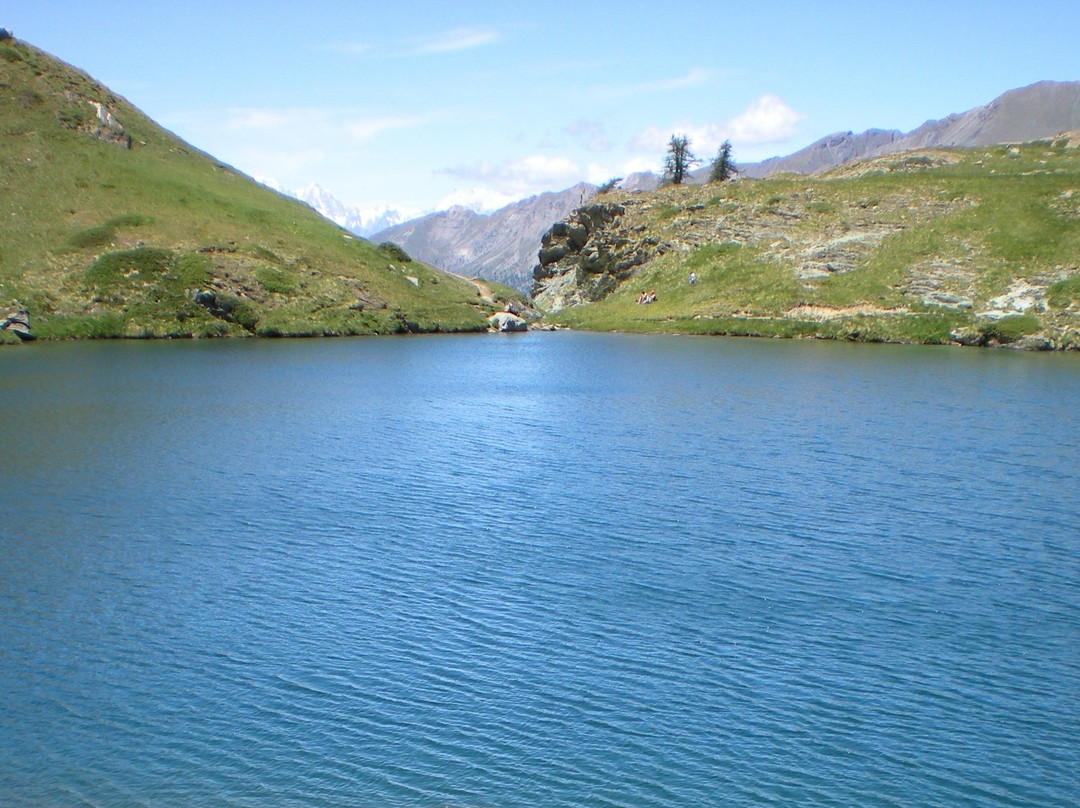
[4,321,1079,351]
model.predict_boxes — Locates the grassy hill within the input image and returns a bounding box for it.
[0,37,496,342]
[536,141,1080,349]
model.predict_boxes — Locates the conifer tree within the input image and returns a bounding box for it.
[663,134,698,185]
[710,140,735,183]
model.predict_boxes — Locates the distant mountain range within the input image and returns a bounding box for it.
[302,80,1080,293]
[738,79,1080,177]
[372,183,596,290]
[257,179,417,237]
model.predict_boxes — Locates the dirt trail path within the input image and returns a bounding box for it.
[469,278,495,305]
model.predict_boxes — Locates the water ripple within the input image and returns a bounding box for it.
[1,335,1078,806]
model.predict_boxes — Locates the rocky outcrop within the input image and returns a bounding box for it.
[1,306,33,340]
[61,91,130,147]
[532,202,656,312]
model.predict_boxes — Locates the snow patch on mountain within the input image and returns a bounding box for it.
[254,178,420,237]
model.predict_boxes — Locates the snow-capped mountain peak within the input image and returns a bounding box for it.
[256,178,420,238]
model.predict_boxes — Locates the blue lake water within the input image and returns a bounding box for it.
[1,332,1078,807]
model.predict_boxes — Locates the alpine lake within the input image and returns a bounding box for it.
[2,332,1078,807]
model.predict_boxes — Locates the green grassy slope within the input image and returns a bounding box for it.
[0,38,494,340]
[549,142,1080,349]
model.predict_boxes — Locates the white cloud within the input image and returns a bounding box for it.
[441,154,582,189]
[586,163,615,184]
[622,155,659,175]
[436,187,521,213]
[508,154,581,184]
[436,153,586,212]
[631,94,807,157]
[412,27,499,54]
[726,94,806,144]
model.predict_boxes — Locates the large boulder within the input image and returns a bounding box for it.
[488,311,528,332]
[1,306,33,341]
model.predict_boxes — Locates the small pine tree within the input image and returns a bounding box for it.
[663,134,699,185]
[597,177,623,194]
[709,140,735,183]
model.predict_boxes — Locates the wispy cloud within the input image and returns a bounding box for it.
[595,67,715,101]
[317,27,499,59]
[319,41,373,57]
[215,107,426,143]
[564,119,612,153]
[343,114,428,141]
[441,154,581,186]
[412,27,499,55]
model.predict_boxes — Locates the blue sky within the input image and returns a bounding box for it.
[6,1,1080,215]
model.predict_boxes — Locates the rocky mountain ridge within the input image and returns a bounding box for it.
[373,183,597,291]
[741,80,1080,177]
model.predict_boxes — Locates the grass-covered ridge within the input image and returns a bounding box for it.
[0,38,497,339]
[543,140,1080,349]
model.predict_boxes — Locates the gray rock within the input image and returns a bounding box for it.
[1018,334,1053,351]
[1,307,33,341]
[489,312,528,332]
[949,326,988,347]
[567,224,589,250]
[539,244,570,266]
